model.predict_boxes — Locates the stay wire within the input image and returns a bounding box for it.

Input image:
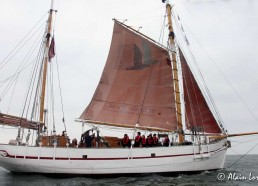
[0,59,39,86]
[52,10,66,132]
[19,29,47,125]
[55,45,67,132]
[159,12,166,44]
[29,37,46,123]
[0,23,46,98]
[0,27,45,103]
[6,75,19,114]
[0,12,48,71]
[50,62,56,133]
[173,8,258,124]
[171,7,207,132]
[172,9,227,132]
[227,139,258,168]
[231,136,258,147]
[19,27,46,119]
[24,35,46,120]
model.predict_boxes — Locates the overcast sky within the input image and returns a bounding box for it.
[0,0,258,155]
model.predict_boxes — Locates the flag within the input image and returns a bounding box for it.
[48,37,55,61]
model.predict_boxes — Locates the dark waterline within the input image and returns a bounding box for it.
[0,155,258,186]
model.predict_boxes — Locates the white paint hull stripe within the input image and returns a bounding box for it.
[0,146,225,160]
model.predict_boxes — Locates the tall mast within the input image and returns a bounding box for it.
[39,0,55,128]
[164,0,184,143]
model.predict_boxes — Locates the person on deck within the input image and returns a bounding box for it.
[71,138,77,147]
[91,133,96,147]
[163,135,170,147]
[147,133,153,147]
[62,131,66,136]
[134,132,142,147]
[84,131,93,148]
[141,135,146,147]
[79,132,86,147]
[153,133,159,146]
[121,134,131,148]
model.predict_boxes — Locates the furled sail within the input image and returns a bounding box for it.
[180,49,221,133]
[80,20,177,132]
[0,113,40,130]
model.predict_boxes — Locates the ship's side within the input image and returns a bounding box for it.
[0,0,229,176]
[0,138,227,175]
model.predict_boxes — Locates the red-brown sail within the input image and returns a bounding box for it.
[80,20,177,131]
[180,49,221,133]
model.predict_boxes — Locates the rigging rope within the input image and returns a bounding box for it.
[171,8,227,133]
[19,29,46,124]
[29,37,46,123]
[23,32,46,120]
[49,62,56,133]
[228,138,258,168]
[231,135,258,147]
[0,24,46,101]
[158,12,166,44]
[173,7,258,126]
[171,7,207,132]
[50,11,67,133]
[55,47,67,132]
[0,13,48,72]
[6,75,19,114]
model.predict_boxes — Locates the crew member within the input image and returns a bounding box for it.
[163,135,170,147]
[134,132,142,147]
[153,133,159,146]
[121,134,131,148]
[141,135,146,147]
[147,133,153,147]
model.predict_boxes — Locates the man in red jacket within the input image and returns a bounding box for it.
[134,132,142,147]
[153,133,159,146]
[121,134,131,148]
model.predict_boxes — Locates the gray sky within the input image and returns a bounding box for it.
[0,0,258,155]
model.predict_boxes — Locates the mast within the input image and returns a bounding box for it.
[39,0,55,130]
[164,0,184,143]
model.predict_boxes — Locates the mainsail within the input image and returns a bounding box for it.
[80,20,177,132]
[180,49,221,133]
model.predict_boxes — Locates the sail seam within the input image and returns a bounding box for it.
[92,100,176,108]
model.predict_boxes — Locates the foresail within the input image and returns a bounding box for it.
[180,49,221,133]
[79,20,177,132]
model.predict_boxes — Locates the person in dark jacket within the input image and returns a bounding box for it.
[84,131,92,148]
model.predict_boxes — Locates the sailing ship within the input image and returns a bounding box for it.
[0,0,257,175]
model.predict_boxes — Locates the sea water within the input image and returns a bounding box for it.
[0,155,257,186]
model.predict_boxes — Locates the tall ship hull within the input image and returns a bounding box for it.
[0,139,227,175]
[0,0,256,176]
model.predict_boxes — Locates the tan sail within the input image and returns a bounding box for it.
[80,20,177,131]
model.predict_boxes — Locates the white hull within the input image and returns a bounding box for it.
[0,139,227,175]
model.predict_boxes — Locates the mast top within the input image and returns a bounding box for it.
[50,0,54,10]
